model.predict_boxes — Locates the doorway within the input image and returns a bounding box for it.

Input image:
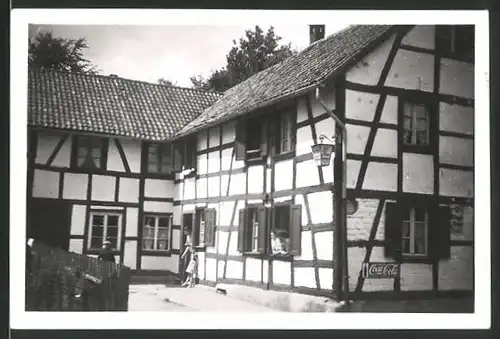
[27,199,72,251]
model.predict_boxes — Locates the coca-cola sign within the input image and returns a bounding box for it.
[361,262,400,279]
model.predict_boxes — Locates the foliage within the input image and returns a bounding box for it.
[190,26,296,92]
[28,31,99,74]
[157,78,177,86]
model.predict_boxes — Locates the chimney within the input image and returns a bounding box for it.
[109,74,118,78]
[309,25,325,44]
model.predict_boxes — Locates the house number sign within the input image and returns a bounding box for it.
[361,262,400,279]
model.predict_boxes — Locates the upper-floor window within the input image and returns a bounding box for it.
[147,143,172,174]
[384,201,452,262]
[142,214,171,252]
[190,208,216,248]
[403,101,430,147]
[237,203,302,256]
[172,136,197,174]
[88,211,122,251]
[73,135,107,170]
[276,110,294,155]
[436,25,474,62]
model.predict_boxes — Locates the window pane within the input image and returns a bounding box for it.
[78,147,88,158]
[144,216,155,227]
[403,116,412,131]
[158,217,169,228]
[199,221,205,244]
[158,227,169,240]
[247,119,262,150]
[142,239,154,250]
[402,238,411,254]
[148,162,159,173]
[107,237,118,249]
[143,225,155,238]
[403,103,414,118]
[92,225,103,238]
[414,105,427,119]
[91,147,101,158]
[161,144,172,157]
[402,221,410,238]
[92,215,104,225]
[108,215,119,226]
[107,226,119,240]
[90,236,102,249]
[403,131,413,144]
[414,207,426,222]
[416,117,427,131]
[414,223,426,254]
[157,239,168,250]
[416,131,428,145]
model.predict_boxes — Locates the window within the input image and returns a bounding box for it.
[88,211,122,250]
[235,116,268,162]
[403,101,430,147]
[173,136,197,174]
[147,143,173,174]
[74,136,106,169]
[436,25,474,62]
[276,110,294,155]
[237,204,302,256]
[191,208,216,247]
[384,201,451,262]
[142,215,172,251]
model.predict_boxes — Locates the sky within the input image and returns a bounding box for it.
[28,24,347,87]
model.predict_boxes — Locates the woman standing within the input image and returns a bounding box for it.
[180,227,192,286]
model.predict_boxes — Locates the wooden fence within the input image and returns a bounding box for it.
[26,240,131,311]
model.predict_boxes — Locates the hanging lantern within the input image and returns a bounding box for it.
[311,136,335,167]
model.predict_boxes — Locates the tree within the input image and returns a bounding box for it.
[190,26,296,92]
[157,78,177,86]
[28,31,98,74]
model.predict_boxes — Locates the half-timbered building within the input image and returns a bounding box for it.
[27,24,474,300]
[172,24,474,300]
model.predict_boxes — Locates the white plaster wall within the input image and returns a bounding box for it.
[402,153,434,194]
[273,159,293,191]
[245,257,262,282]
[371,129,398,158]
[125,207,139,237]
[144,179,174,199]
[314,231,333,261]
[143,201,174,213]
[346,34,395,86]
[52,136,72,168]
[439,136,474,167]
[123,240,137,269]
[118,178,140,203]
[70,205,86,236]
[346,124,370,155]
[197,130,208,151]
[91,175,116,201]
[318,268,333,290]
[218,201,236,227]
[184,177,196,200]
[451,206,474,241]
[380,95,398,125]
[207,176,220,197]
[107,140,126,172]
[141,254,179,272]
[226,260,244,280]
[308,85,335,117]
[438,246,473,290]
[217,260,224,279]
[172,228,181,250]
[262,260,269,284]
[439,103,474,135]
[35,131,65,165]
[32,169,59,198]
[386,49,434,92]
[205,258,217,281]
[296,230,313,261]
[439,169,473,197]
[69,239,83,254]
[296,125,314,156]
[296,97,308,124]
[272,260,291,285]
[293,267,316,288]
[63,173,88,200]
[196,178,207,198]
[345,90,379,121]
[222,121,236,144]
[208,126,220,148]
[321,161,334,184]
[348,247,394,291]
[208,151,220,173]
[221,148,233,171]
[363,162,398,192]
[295,160,320,189]
[119,139,142,173]
[347,199,387,241]
[247,165,264,194]
[440,58,474,99]
[400,263,433,291]
[346,159,362,189]
[401,25,435,49]
[314,117,336,142]
[197,154,208,175]
[197,252,205,279]
[228,172,246,195]
[217,231,239,256]
[307,191,333,224]
[266,169,272,193]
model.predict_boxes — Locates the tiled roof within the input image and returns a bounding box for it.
[28,69,221,141]
[175,25,395,138]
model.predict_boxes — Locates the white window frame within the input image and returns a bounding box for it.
[271,204,291,255]
[403,102,430,146]
[142,214,172,251]
[278,111,293,154]
[251,210,259,252]
[402,207,428,256]
[87,211,123,250]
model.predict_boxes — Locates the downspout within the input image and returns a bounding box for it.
[314,86,350,308]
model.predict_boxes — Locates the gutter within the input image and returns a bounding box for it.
[314,85,350,308]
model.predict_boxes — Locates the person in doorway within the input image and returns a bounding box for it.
[183,246,198,288]
[180,227,192,286]
[97,239,115,263]
[271,229,289,255]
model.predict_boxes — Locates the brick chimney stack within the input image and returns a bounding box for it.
[309,25,325,44]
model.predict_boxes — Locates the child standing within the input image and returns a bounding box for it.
[181,245,198,288]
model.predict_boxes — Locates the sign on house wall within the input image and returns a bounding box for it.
[450,204,464,234]
[361,262,400,279]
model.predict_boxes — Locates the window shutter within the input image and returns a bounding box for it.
[429,205,451,260]
[289,204,302,255]
[235,121,247,161]
[384,202,402,260]
[257,206,268,253]
[191,212,198,246]
[204,209,216,247]
[237,209,247,252]
[260,121,268,158]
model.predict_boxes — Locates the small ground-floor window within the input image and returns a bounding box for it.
[142,214,172,251]
[88,211,122,250]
